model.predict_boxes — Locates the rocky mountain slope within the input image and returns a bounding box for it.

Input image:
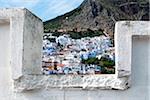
[44,0,149,37]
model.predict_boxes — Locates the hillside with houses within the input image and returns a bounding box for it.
[42,32,115,75]
[42,0,149,75]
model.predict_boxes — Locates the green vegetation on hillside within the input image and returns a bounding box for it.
[52,29,104,39]
[81,57,115,67]
[81,57,115,74]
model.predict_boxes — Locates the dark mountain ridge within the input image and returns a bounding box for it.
[44,0,149,37]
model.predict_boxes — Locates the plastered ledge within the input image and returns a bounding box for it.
[14,75,130,92]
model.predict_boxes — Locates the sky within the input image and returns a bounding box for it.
[0,0,84,21]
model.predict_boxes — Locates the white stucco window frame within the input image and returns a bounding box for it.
[1,8,149,92]
[26,21,147,91]
[16,21,143,92]
[115,21,150,78]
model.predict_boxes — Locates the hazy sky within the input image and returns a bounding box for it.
[0,0,84,21]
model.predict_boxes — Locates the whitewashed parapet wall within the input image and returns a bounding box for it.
[115,21,150,77]
[18,21,147,92]
[0,8,43,78]
[0,8,43,91]
[1,8,149,92]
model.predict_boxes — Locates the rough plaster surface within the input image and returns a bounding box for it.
[115,21,150,77]
[14,75,130,92]
[0,8,43,80]
[23,9,43,75]
[0,20,13,100]
[0,8,43,91]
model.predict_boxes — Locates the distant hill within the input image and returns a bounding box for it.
[44,0,149,37]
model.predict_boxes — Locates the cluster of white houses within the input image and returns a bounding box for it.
[42,33,115,75]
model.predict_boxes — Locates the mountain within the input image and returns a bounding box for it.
[44,0,149,37]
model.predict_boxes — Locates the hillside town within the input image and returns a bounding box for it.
[42,33,115,75]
